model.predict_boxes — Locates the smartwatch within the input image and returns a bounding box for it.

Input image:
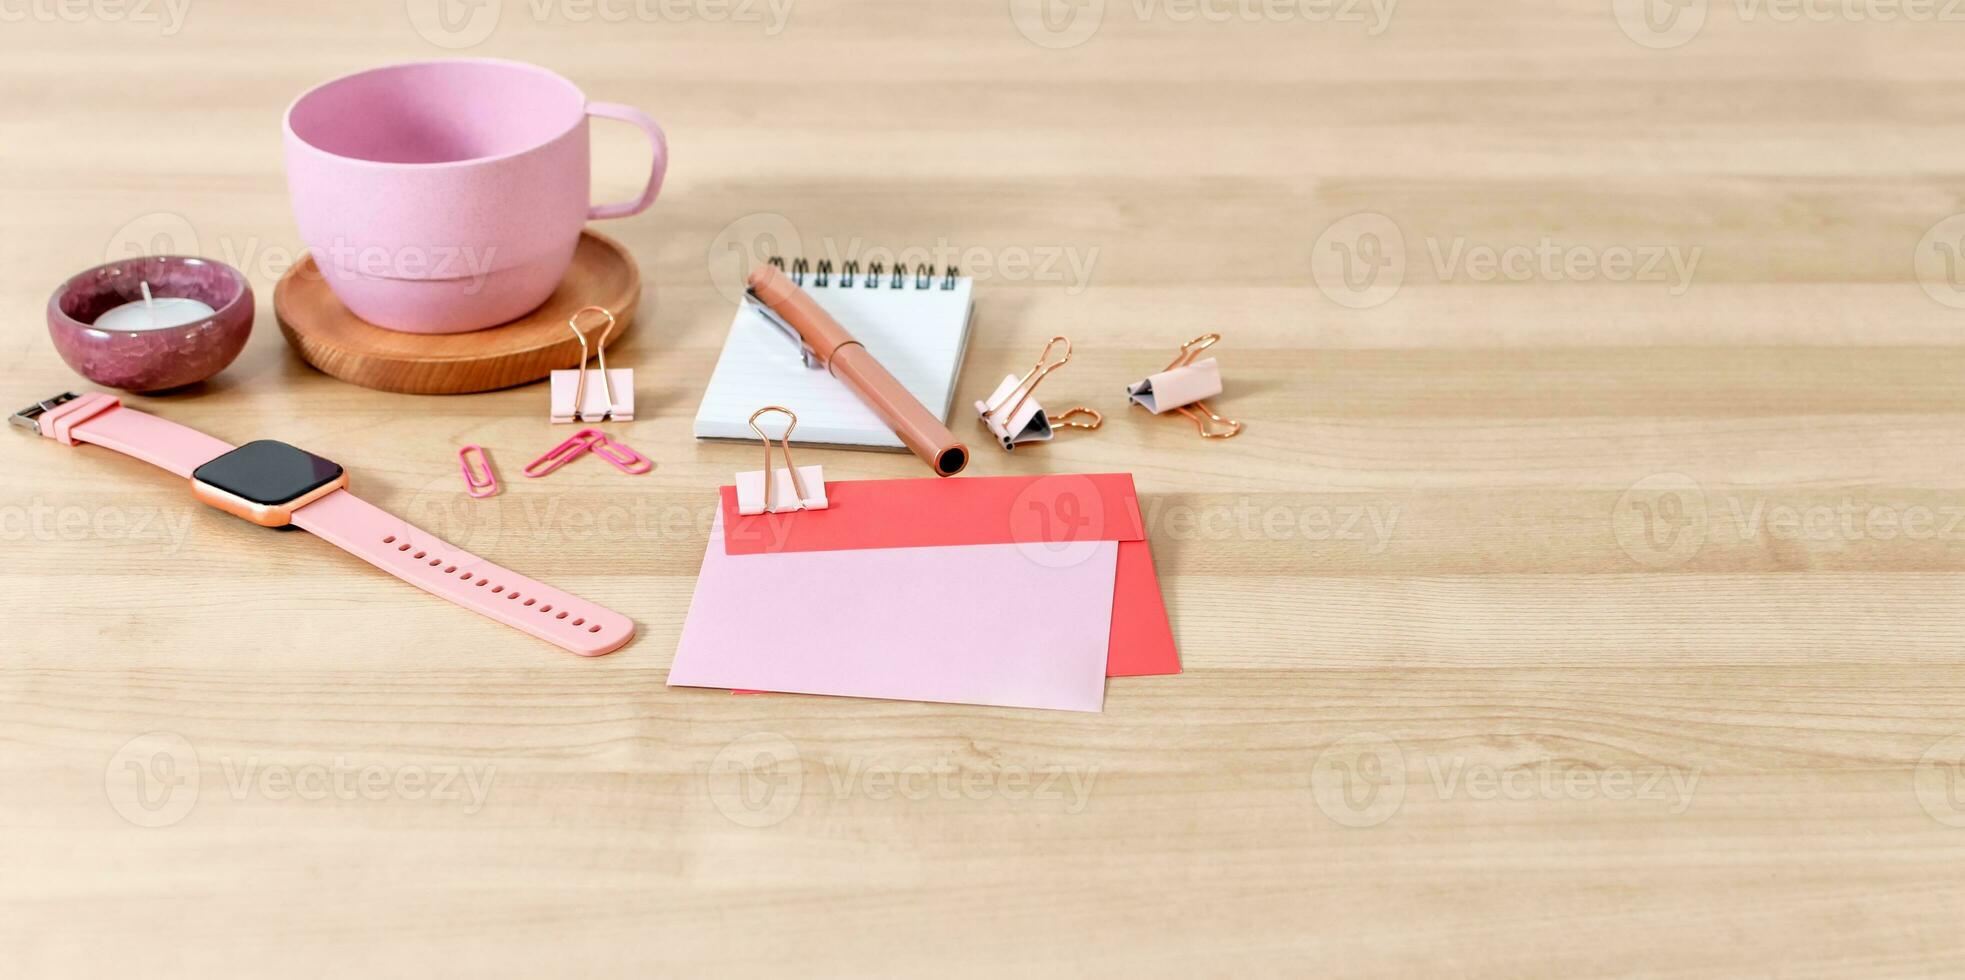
[14,391,633,656]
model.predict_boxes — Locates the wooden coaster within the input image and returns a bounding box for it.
[275,230,639,395]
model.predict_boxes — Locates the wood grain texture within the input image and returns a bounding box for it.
[275,231,640,393]
[3,0,1965,976]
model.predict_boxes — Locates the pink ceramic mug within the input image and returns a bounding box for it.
[283,59,666,334]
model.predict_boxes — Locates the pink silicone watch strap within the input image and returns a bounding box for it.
[31,392,633,657]
[37,392,234,476]
[290,489,634,657]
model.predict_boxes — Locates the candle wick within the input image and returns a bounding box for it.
[140,281,155,308]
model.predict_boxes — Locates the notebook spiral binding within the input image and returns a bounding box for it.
[767,256,961,290]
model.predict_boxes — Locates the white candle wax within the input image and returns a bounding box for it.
[93,282,217,332]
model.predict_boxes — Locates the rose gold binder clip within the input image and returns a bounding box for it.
[1127,333,1244,439]
[550,305,634,423]
[523,428,652,478]
[736,406,828,515]
[458,445,499,498]
[974,335,1102,452]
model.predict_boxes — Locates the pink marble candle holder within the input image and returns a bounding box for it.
[47,256,254,393]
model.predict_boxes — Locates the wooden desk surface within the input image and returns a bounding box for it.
[4,1,1965,975]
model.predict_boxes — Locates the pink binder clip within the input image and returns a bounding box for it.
[735,406,828,515]
[550,306,634,423]
[975,336,1102,452]
[459,445,499,498]
[1126,333,1244,439]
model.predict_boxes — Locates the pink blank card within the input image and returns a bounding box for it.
[668,514,1119,712]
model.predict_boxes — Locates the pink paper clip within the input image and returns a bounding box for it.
[524,429,603,478]
[459,445,500,498]
[590,433,653,474]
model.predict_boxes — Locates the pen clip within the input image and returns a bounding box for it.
[745,286,820,370]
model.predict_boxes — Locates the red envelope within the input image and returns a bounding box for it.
[718,473,1179,677]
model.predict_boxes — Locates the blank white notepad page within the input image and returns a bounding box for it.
[693,272,975,449]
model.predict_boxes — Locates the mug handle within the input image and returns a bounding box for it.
[586,102,668,221]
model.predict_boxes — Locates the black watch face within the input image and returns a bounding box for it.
[193,440,343,504]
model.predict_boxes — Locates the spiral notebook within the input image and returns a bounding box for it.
[693,258,976,450]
